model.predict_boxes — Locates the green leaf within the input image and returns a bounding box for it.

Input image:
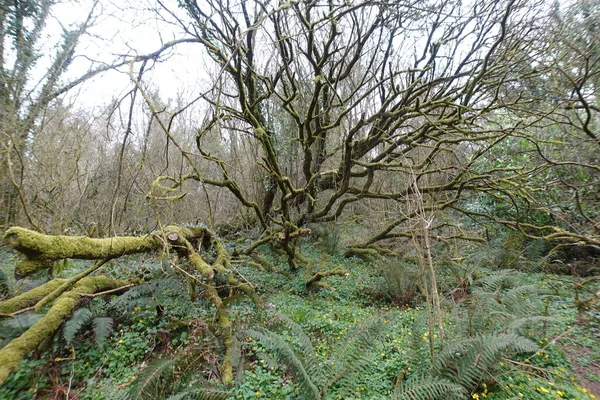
[63,307,92,344]
[93,317,113,348]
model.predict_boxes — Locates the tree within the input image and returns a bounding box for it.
[144,0,567,269]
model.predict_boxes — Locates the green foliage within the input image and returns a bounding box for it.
[0,359,47,399]
[311,223,342,255]
[1,243,597,400]
[126,358,175,399]
[63,307,114,348]
[122,351,230,400]
[63,307,93,343]
[434,333,538,390]
[0,311,43,349]
[378,260,421,306]
[247,311,387,399]
[0,268,8,297]
[393,375,466,400]
[463,270,554,336]
[232,366,298,399]
[92,317,113,347]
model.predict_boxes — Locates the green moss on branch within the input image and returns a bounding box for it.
[0,276,126,384]
[0,279,66,315]
[4,226,211,277]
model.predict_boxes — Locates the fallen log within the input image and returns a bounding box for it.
[3,225,209,278]
[0,225,258,386]
[0,276,126,383]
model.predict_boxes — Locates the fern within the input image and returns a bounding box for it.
[127,358,176,400]
[393,375,466,400]
[110,276,184,311]
[506,316,557,334]
[0,312,43,349]
[247,312,387,399]
[271,313,326,388]
[166,387,231,400]
[248,328,322,399]
[477,270,516,292]
[62,307,115,348]
[327,316,386,394]
[433,333,538,391]
[92,317,113,347]
[124,351,231,400]
[464,270,546,336]
[63,307,93,343]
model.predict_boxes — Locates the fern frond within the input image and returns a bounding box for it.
[269,312,326,389]
[478,270,516,291]
[166,386,231,400]
[247,328,322,400]
[506,316,557,334]
[127,358,176,400]
[63,307,92,343]
[393,375,466,400]
[523,239,547,263]
[92,317,113,347]
[433,333,538,390]
[327,316,387,394]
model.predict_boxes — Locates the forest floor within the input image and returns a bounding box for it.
[0,241,598,399]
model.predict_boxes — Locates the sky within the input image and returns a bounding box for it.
[44,0,208,111]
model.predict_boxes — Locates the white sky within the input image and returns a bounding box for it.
[44,0,208,111]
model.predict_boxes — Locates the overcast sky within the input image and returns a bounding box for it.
[45,0,208,111]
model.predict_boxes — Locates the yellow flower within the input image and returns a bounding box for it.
[472,394,479,399]
[539,387,549,393]
[118,339,124,344]
[256,391,261,397]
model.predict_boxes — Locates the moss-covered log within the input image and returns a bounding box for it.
[0,276,125,384]
[0,279,66,315]
[3,226,210,278]
[1,225,259,386]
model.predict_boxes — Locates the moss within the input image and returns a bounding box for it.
[4,226,211,278]
[14,259,52,278]
[34,260,108,312]
[4,227,159,260]
[0,279,66,315]
[0,276,125,384]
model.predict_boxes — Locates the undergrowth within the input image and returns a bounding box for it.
[0,238,597,399]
